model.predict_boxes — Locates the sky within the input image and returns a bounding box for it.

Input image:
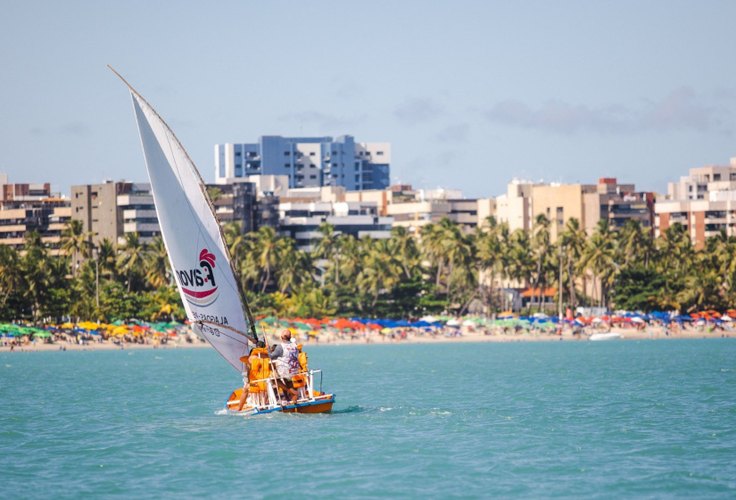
[1,0,735,199]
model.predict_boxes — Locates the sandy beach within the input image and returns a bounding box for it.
[1,325,732,353]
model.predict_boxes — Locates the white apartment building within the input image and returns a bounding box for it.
[343,185,490,233]
[278,200,392,252]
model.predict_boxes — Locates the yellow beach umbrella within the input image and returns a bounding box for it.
[111,325,129,336]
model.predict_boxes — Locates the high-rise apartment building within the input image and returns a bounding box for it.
[71,181,160,245]
[582,178,654,234]
[215,135,390,191]
[655,158,736,247]
[495,178,653,240]
[0,174,70,254]
[207,181,259,234]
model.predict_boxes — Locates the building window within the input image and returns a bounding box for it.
[284,151,290,156]
[376,151,384,155]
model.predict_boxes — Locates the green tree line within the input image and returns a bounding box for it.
[2,216,736,323]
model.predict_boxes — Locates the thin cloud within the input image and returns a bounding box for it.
[333,80,363,100]
[394,97,444,124]
[436,123,470,142]
[438,150,458,165]
[484,87,731,135]
[29,122,90,137]
[640,87,720,132]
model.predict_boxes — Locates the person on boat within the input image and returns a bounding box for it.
[236,341,268,412]
[270,330,300,403]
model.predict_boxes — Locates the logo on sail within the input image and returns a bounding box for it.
[177,248,219,307]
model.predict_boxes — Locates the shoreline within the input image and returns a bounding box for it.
[1,327,733,353]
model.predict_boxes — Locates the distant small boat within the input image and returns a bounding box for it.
[589,332,622,341]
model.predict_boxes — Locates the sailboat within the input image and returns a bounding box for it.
[111,67,335,415]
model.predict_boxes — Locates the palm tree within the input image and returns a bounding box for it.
[61,219,92,276]
[312,222,341,287]
[420,221,446,288]
[713,234,736,304]
[117,232,147,292]
[618,220,654,268]
[249,226,281,293]
[580,220,616,307]
[559,218,587,309]
[530,214,552,311]
[0,245,22,315]
[505,229,534,289]
[145,236,170,289]
[420,218,470,297]
[654,223,695,310]
[276,238,312,294]
[676,252,722,312]
[20,231,50,321]
[476,217,505,313]
[223,221,245,269]
[97,238,118,280]
[357,238,401,308]
[335,233,362,285]
[388,226,420,279]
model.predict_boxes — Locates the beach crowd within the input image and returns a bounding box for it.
[1,310,734,353]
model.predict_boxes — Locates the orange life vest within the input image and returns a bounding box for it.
[247,348,271,392]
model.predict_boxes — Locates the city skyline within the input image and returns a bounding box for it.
[1,1,735,199]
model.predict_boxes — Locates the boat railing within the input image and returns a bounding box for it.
[244,369,324,408]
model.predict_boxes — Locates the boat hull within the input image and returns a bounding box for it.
[225,388,335,416]
[257,396,335,415]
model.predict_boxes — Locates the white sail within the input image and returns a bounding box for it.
[115,70,254,371]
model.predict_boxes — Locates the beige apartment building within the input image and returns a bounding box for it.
[494,180,539,232]
[531,183,590,240]
[655,159,736,248]
[495,178,653,241]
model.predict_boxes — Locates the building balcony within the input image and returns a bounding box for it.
[0,237,24,246]
[122,209,158,219]
[123,222,161,233]
[117,194,154,206]
[358,230,391,239]
[0,224,28,232]
[449,213,477,224]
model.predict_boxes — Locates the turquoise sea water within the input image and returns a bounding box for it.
[2,339,735,498]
